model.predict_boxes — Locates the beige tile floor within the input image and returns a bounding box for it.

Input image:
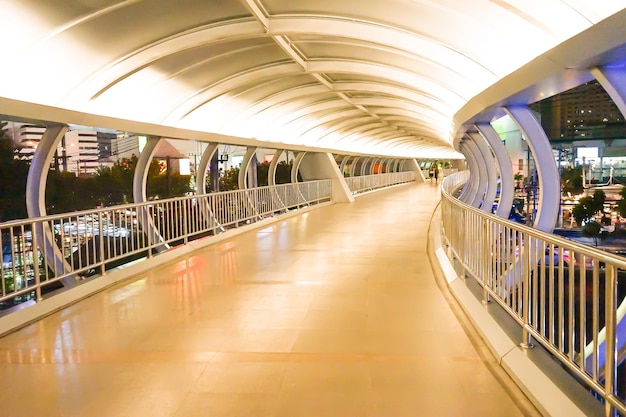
[0,182,540,417]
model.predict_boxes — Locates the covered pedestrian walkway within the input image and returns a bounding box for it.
[0,182,538,417]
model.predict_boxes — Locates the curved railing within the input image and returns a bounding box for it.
[0,181,331,311]
[345,171,416,194]
[440,171,626,416]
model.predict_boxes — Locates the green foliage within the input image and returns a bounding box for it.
[581,220,608,246]
[0,129,29,221]
[560,166,583,195]
[219,167,240,191]
[572,190,605,225]
[617,186,626,219]
[0,145,193,219]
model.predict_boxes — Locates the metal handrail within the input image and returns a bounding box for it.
[440,171,626,416]
[345,171,416,194]
[0,181,331,310]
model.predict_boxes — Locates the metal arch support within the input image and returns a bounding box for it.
[591,67,626,122]
[195,142,223,233]
[360,157,371,176]
[133,137,158,203]
[475,123,515,219]
[458,143,477,204]
[269,149,285,186]
[351,156,361,177]
[368,158,376,175]
[464,139,487,208]
[468,132,498,213]
[196,143,219,193]
[25,123,75,285]
[292,152,307,183]
[268,149,289,211]
[339,155,351,176]
[133,136,169,252]
[377,158,386,174]
[505,106,560,233]
[238,146,258,190]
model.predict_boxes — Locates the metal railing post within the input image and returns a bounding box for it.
[482,219,490,304]
[604,265,617,417]
[521,236,533,349]
[32,223,43,302]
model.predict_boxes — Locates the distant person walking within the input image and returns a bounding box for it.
[432,164,439,181]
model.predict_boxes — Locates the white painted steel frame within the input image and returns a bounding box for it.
[468,132,498,213]
[476,123,514,219]
[25,124,73,286]
[504,106,560,233]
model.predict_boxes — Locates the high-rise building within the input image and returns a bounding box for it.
[63,130,100,176]
[2,122,106,175]
[531,80,626,141]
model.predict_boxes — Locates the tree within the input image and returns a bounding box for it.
[0,127,29,221]
[581,220,608,247]
[572,190,605,226]
[219,167,240,191]
[561,166,584,196]
[616,186,626,220]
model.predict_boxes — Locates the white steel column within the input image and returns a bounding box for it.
[468,132,498,213]
[25,124,74,286]
[476,123,515,219]
[133,136,168,252]
[299,153,354,203]
[238,147,258,189]
[465,139,488,208]
[195,142,223,232]
[458,142,478,204]
[456,150,470,201]
[505,106,560,233]
[339,155,351,176]
[292,152,306,183]
[268,149,285,186]
[360,158,371,176]
[349,156,361,177]
[196,143,218,193]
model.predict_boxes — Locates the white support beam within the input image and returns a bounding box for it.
[25,123,74,286]
[476,123,515,219]
[298,153,354,203]
[464,139,488,209]
[505,106,560,233]
[196,143,219,194]
[268,149,285,186]
[468,132,498,213]
[195,142,223,232]
[458,142,476,204]
[339,155,351,176]
[133,136,168,252]
[238,146,258,190]
[292,152,306,183]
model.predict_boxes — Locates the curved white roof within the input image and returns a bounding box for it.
[1,1,626,158]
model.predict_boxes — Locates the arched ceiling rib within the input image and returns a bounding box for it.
[1,1,626,159]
